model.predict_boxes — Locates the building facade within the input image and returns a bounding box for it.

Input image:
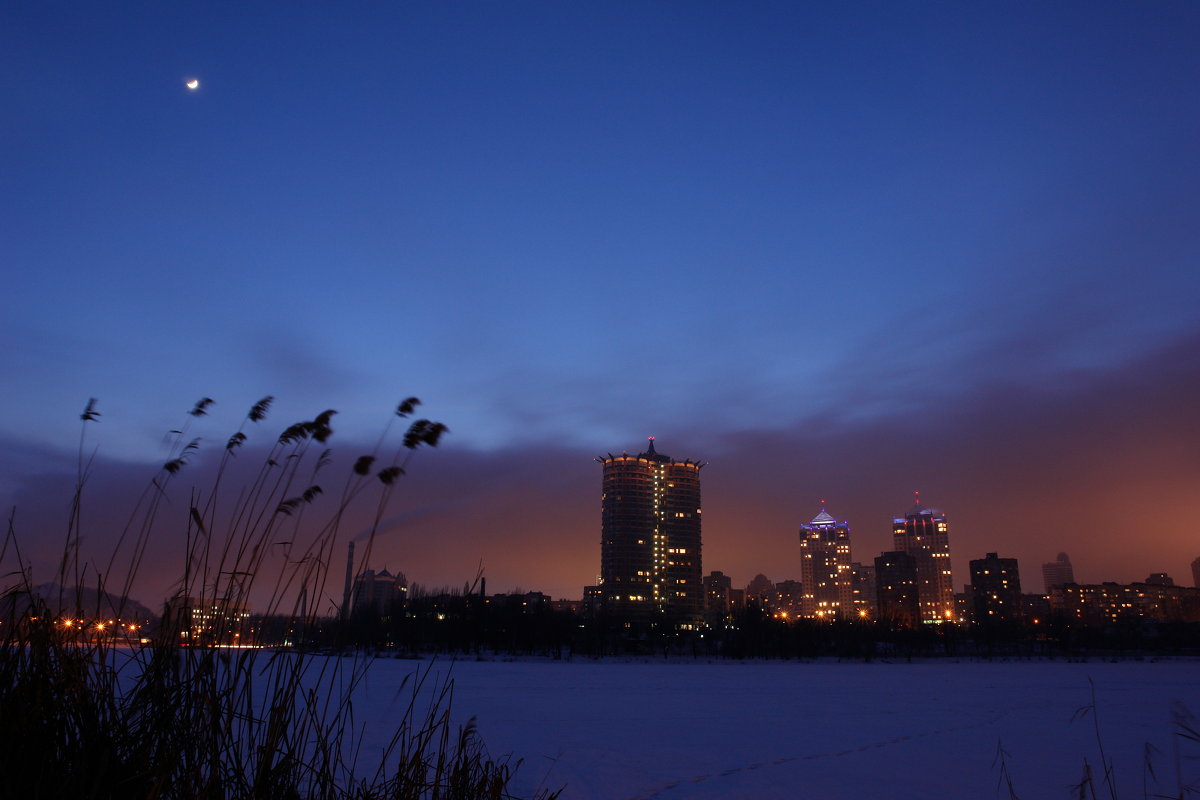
[703,570,733,626]
[1049,582,1200,625]
[745,574,774,607]
[850,562,877,620]
[352,568,407,614]
[968,552,1022,624]
[874,551,920,627]
[597,438,703,627]
[892,495,955,624]
[165,594,251,644]
[798,505,854,619]
[1041,552,1075,592]
[773,579,804,619]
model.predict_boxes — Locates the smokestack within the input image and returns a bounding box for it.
[341,541,355,621]
[480,576,486,599]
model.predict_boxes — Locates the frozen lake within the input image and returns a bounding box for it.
[348,657,1200,800]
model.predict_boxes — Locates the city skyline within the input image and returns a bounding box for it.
[6,421,1196,609]
[3,4,1199,602]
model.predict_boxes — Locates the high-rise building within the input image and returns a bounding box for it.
[1192,557,1200,589]
[745,574,774,607]
[1042,552,1075,592]
[703,570,733,625]
[850,562,877,620]
[728,588,746,615]
[969,552,1022,624]
[798,504,854,619]
[874,551,919,627]
[892,494,955,624]
[597,438,703,627]
[773,579,804,618]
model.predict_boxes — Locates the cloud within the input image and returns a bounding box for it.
[3,326,1198,607]
[328,326,1200,599]
[244,325,365,396]
[690,326,1200,594]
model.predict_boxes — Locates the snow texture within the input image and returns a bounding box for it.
[349,658,1200,800]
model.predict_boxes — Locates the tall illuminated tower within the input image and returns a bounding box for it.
[597,438,703,627]
[892,493,955,624]
[798,503,853,619]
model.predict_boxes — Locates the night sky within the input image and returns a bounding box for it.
[3,3,1198,605]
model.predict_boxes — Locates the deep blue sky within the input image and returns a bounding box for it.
[3,3,1199,601]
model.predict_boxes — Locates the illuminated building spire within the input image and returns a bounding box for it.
[809,501,837,526]
[646,436,656,457]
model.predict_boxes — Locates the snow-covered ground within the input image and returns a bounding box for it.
[349,657,1200,800]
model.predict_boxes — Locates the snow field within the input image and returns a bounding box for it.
[349,658,1200,800]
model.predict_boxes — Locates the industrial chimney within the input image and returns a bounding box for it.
[341,540,355,621]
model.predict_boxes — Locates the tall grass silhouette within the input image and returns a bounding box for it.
[0,397,558,800]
